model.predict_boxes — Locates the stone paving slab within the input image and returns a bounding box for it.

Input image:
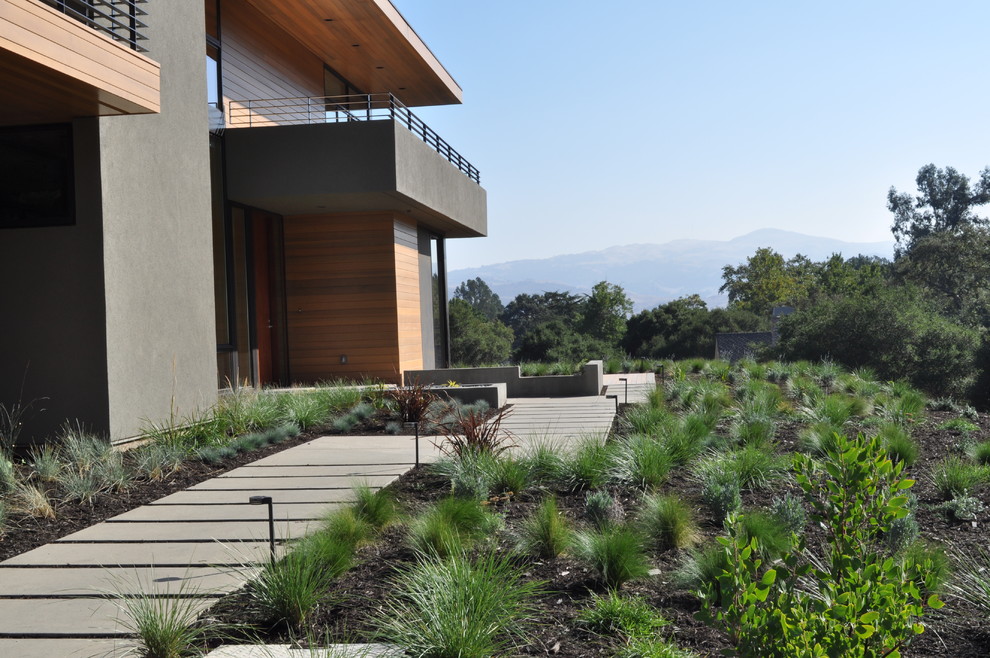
[189,474,397,491]
[2,541,272,567]
[0,598,130,636]
[150,487,364,505]
[0,638,129,658]
[218,465,409,477]
[57,520,313,543]
[244,436,441,467]
[108,502,336,522]
[0,566,255,596]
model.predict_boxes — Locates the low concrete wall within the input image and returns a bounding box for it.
[405,361,604,398]
[431,383,506,408]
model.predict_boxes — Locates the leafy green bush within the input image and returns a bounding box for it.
[696,433,942,657]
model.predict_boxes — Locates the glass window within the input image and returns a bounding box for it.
[0,124,74,229]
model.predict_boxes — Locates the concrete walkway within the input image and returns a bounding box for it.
[0,390,635,657]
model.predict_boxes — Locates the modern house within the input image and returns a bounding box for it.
[0,0,487,443]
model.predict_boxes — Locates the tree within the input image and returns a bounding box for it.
[448,299,513,366]
[623,295,764,359]
[501,291,583,349]
[452,277,504,321]
[776,286,980,398]
[580,281,633,345]
[720,248,815,317]
[514,319,611,363]
[893,225,990,326]
[888,164,990,257]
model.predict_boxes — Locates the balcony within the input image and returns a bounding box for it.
[223,94,486,238]
[38,0,150,52]
[227,94,480,184]
[0,0,160,125]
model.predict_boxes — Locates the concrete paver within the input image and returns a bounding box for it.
[0,597,215,636]
[149,487,366,505]
[108,502,334,522]
[189,474,397,490]
[2,540,273,567]
[0,566,256,596]
[57,520,313,542]
[0,638,131,658]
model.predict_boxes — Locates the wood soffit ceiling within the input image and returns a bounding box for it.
[242,0,463,107]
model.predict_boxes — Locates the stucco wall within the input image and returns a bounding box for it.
[0,119,110,441]
[98,0,216,440]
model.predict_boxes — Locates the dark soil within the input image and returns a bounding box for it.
[0,428,349,563]
[200,406,990,657]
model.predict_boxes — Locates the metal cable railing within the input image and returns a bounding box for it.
[39,0,149,52]
[227,93,480,184]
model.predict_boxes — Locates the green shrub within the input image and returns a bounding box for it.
[408,497,500,557]
[26,444,62,483]
[877,423,919,466]
[610,434,673,490]
[249,533,352,627]
[970,441,990,465]
[900,541,951,597]
[110,578,211,658]
[735,510,794,559]
[885,514,920,554]
[940,417,980,434]
[0,457,18,494]
[572,525,651,590]
[693,445,787,492]
[516,496,572,558]
[730,415,776,447]
[637,493,699,552]
[696,433,942,657]
[352,483,397,530]
[330,413,359,433]
[769,494,806,535]
[948,547,990,616]
[322,507,373,547]
[797,422,843,457]
[932,456,989,499]
[623,404,675,436]
[673,543,727,603]
[936,493,985,521]
[519,440,566,486]
[585,490,624,531]
[578,591,669,637]
[560,436,616,491]
[700,472,742,521]
[375,552,542,658]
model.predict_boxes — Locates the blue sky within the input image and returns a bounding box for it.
[391,1,990,271]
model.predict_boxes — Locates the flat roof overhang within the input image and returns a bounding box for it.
[225,121,487,238]
[0,0,160,125]
[244,0,461,107]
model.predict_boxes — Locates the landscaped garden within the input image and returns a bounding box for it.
[194,360,990,655]
[5,359,990,656]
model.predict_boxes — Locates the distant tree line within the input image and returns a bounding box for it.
[448,163,990,404]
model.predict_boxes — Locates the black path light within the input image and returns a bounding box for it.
[618,377,628,405]
[606,394,619,413]
[249,495,276,563]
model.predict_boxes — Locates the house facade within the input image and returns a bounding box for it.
[0,0,487,443]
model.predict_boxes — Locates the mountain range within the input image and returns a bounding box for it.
[448,228,894,312]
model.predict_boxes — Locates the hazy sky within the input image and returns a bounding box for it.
[391,1,990,271]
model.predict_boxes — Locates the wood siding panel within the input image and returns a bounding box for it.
[284,214,402,383]
[394,219,423,372]
[0,0,160,121]
[220,0,323,126]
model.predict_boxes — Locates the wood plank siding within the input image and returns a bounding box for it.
[0,0,160,124]
[220,0,323,126]
[283,213,425,383]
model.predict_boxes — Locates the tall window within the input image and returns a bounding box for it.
[206,0,223,130]
[430,236,450,367]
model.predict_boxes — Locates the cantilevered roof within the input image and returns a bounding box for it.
[244,0,462,107]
